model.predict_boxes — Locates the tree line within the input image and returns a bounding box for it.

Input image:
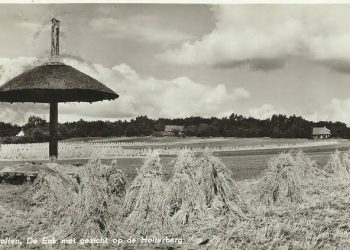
[0,113,349,143]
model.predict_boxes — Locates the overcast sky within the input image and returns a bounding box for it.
[1,4,350,125]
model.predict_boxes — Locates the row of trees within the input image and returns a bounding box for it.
[1,113,350,143]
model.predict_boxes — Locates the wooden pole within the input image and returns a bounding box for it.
[49,102,58,161]
[49,18,60,161]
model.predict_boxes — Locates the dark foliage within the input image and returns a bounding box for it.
[1,113,349,143]
[0,122,21,137]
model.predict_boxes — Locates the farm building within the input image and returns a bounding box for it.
[312,127,331,139]
[164,125,184,134]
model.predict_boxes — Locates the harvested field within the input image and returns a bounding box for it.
[1,138,350,249]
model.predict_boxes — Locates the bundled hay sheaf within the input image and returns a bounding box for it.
[258,153,303,206]
[103,159,128,199]
[168,150,208,225]
[105,160,128,223]
[69,158,110,238]
[123,151,172,237]
[25,163,79,236]
[61,157,128,239]
[26,159,128,240]
[323,150,350,177]
[295,150,329,179]
[197,151,249,218]
[27,167,78,209]
[341,151,350,173]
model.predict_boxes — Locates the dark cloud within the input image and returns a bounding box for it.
[215,57,287,71]
[216,56,350,74]
[314,59,350,74]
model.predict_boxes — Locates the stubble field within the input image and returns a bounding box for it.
[1,137,350,249]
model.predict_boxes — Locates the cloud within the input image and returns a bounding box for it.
[13,14,51,40]
[0,103,47,124]
[0,56,250,124]
[159,5,350,72]
[248,104,278,120]
[313,59,350,74]
[16,22,43,31]
[0,57,49,124]
[307,98,350,126]
[216,58,287,71]
[90,15,193,45]
[60,58,250,120]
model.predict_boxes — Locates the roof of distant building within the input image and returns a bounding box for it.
[165,125,184,132]
[313,127,331,135]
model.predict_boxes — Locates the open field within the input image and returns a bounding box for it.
[0,149,343,181]
[74,136,340,149]
[0,137,348,180]
[1,137,350,249]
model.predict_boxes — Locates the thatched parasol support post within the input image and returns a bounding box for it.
[49,18,60,161]
[49,102,58,161]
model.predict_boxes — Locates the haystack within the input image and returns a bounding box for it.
[341,151,350,173]
[197,151,248,218]
[258,153,302,206]
[323,150,349,177]
[107,160,128,199]
[27,166,78,208]
[123,151,172,237]
[295,150,329,179]
[26,158,127,240]
[25,163,79,236]
[61,158,128,239]
[104,159,128,221]
[168,150,208,225]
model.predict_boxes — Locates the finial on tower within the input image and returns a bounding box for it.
[51,18,60,57]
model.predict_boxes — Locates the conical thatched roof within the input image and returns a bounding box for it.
[0,62,118,103]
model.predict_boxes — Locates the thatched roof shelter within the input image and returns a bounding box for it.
[0,18,118,160]
[0,62,118,103]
